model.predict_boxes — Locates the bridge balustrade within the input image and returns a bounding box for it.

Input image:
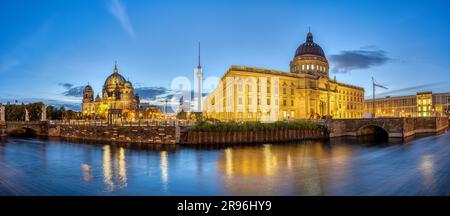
[46,119,196,127]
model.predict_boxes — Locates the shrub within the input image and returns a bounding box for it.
[188,120,319,132]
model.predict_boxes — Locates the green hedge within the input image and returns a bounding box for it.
[188,121,320,132]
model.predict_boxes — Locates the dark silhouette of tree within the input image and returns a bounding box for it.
[4,103,81,121]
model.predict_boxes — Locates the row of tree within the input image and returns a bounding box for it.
[2,102,81,121]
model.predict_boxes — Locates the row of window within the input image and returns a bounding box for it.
[336,112,362,119]
[292,64,327,73]
[339,95,363,102]
[339,103,361,110]
[338,90,363,97]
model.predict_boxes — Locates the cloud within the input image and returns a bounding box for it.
[62,86,85,97]
[376,82,450,97]
[58,82,74,89]
[108,0,136,39]
[135,87,174,101]
[329,46,391,73]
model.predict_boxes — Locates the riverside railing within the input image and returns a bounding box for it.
[48,119,196,127]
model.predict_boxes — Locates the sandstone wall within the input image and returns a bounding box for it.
[59,125,178,144]
[181,128,326,145]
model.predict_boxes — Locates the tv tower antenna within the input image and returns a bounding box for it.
[196,42,203,113]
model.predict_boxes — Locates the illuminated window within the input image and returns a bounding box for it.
[311,65,315,70]
[307,65,310,70]
[302,65,305,70]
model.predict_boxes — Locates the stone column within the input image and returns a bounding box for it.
[41,104,47,121]
[25,108,30,122]
[0,106,5,122]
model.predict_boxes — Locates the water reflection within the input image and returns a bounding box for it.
[102,145,128,192]
[217,140,356,195]
[160,151,168,192]
[0,132,450,195]
[420,154,435,193]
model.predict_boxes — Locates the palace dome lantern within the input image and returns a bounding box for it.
[290,31,329,78]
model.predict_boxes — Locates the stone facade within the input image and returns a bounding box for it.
[58,125,179,144]
[82,63,140,120]
[365,91,450,117]
[327,117,449,138]
[0,122,5,137]
[203,32,365,122]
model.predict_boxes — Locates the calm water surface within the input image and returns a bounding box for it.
[1,132,450,195]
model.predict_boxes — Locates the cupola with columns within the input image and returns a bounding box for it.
[290,30,329,78]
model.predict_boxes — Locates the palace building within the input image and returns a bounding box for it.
[82,63,140,120]
[365,92,450,117]
[203,31,365,122]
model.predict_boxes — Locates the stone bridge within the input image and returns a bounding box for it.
[0,121,179,144]
[0,121,51,136]
[326,117,449,138]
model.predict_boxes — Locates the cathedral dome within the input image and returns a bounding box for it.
[104,64,126,87]
[124,81,132,87]
[294,32,326,58]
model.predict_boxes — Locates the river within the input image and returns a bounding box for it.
[1,132,449,195]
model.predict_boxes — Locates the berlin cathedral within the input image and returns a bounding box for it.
[82,63,140,120]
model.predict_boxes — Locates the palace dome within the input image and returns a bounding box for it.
[294,32,326,58]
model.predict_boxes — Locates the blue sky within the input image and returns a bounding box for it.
[1,0,449,108]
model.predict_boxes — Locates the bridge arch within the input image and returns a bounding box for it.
[8,127,38,137]
[356,124,389,140]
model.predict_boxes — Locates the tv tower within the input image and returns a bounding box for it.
[196,42,203,112]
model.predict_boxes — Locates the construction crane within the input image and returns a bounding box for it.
[372,77,388,118]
